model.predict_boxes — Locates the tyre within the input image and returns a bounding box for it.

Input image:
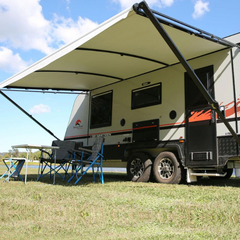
[153,151,182,184]
[224,168,233,179]
[127,152,152,182]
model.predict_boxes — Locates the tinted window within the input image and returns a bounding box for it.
[90,91,113,129]
[132,83,162,109]
[185,66,214,109]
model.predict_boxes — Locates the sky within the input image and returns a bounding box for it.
[0,0,240,152]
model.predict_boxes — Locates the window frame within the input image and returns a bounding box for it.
[131,83,162,110]
[90,90,113,129]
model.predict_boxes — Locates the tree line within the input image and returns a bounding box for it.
[0,148,50,161]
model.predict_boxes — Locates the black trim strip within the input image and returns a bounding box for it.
[217,116,240,124]
[36,70,123,81]
[160,124,185,131]
[76,48,169,66]
[230,49,238,133]
[111,131,132,136]
[65,136,90,141]
[231,49,239,155]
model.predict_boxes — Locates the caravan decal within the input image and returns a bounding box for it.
[189,109,211,123]
[221,99,240,118]
[74,119,83,129]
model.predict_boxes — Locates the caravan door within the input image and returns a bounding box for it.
[185,66,217,167]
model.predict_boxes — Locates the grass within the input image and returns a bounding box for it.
[0,166,240,239]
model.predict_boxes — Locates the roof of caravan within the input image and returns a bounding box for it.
[0,6,231,91]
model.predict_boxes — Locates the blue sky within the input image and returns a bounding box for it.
[0,0,240,152]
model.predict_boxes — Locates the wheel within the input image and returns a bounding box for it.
[153,151,182,184]
[127,152,152,182]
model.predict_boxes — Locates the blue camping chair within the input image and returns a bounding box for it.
[0,158,25,182]
[68,136,105,185]
[37,140,76,182]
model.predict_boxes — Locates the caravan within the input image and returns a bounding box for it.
[1,1,240,183]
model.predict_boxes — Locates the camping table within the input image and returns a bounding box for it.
[11,144,59,184]
[0,158,26,182]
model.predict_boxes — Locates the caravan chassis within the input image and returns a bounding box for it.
[101,126,238,184]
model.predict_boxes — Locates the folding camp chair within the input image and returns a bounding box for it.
[68,136,105,185]
[0,158,25,182]
[37,140,76,182]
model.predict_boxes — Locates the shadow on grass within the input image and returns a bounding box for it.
[11,172,129,186]
[189,176,240,188]
[5,171,240,188]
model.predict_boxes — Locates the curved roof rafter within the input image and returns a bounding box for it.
[36,69,124,81]
[75,47,169,66]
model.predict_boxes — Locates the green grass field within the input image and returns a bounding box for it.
[0,166,240,239]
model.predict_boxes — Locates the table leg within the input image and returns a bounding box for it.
[25,148,29,184]
[53,149,56,185]
[8,153,13,183]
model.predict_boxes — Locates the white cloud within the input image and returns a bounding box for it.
[192,0,210,19]
[29,104,51,115]
[161,0,174,7]
[0,0,53,54]
[111,0,174,10]
[0,47,29,73]
[50,15,99,47]
[0,0,98,53]
[0,0,99,74]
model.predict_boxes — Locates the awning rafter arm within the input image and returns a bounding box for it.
[136,1,240,146]
[0,88,88,95]
[76,47,169,66]
[36,70,123,81]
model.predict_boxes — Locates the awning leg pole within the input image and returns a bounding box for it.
[0,90,60,141]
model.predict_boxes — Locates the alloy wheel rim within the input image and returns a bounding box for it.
[158,157,174,179]
[130,158,144,178]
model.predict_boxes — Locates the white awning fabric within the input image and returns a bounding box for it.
[0,7,228,91]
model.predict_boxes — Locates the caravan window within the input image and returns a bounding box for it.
[90,91,113,129]
[132,83,162,109]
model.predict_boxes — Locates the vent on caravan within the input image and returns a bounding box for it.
[190,151,213,161]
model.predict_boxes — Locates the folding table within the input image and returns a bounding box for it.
[0,158,26,182]
[11,144,59,184]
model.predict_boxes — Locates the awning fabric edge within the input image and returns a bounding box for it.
[0,6,134,89]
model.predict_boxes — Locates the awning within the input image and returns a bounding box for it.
[0,3,230,92]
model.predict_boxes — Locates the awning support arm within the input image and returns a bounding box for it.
[136,1,240,145]
[0,90,60,141]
